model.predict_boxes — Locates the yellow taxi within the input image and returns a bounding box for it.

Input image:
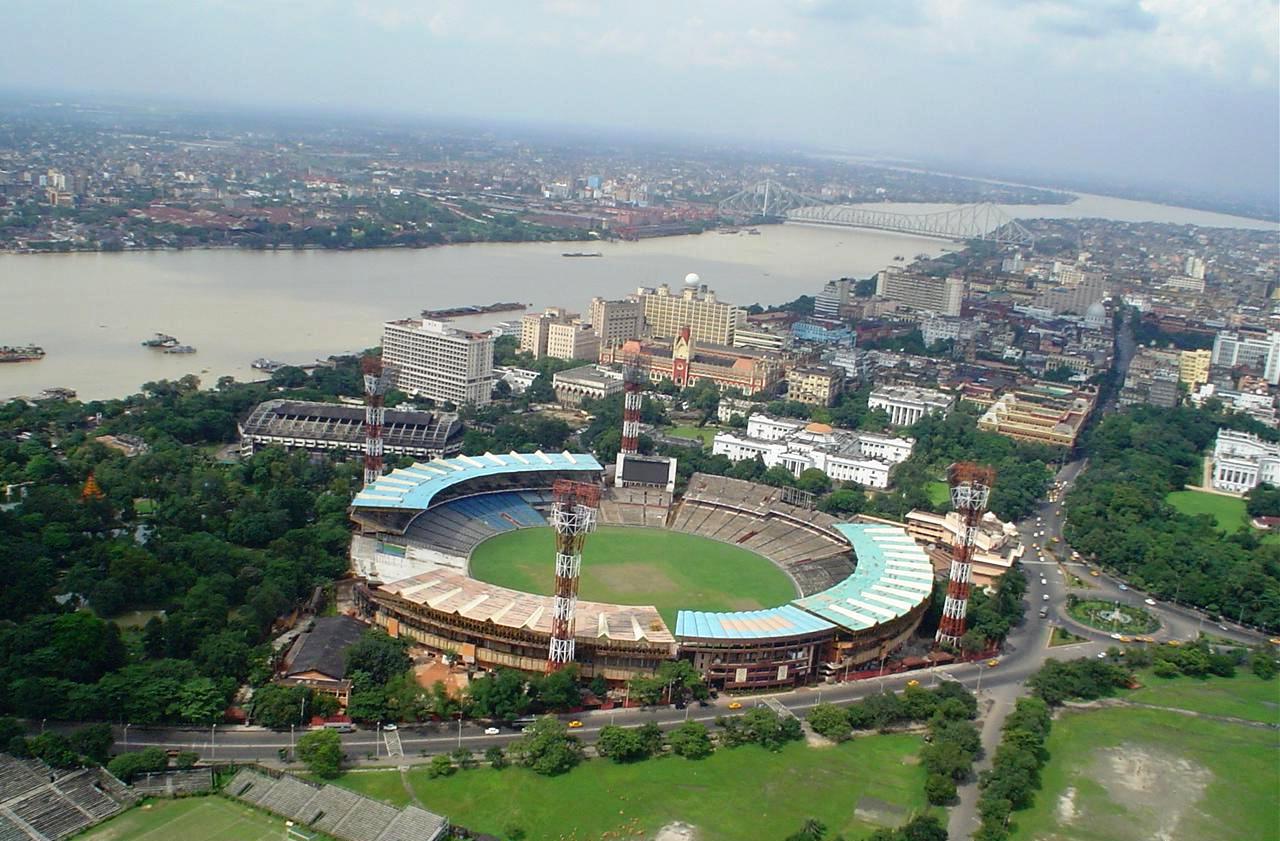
[986,659,1000,668]
[1090,570,1100,577]
[1118,635,1133,643]
[906,679,920,688]
[1166,640,1182,647]
[568,720,583,728]
[727,701,743,710]
[1269,637,1280,646]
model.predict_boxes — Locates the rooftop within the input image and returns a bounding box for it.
[352,451,602,510]
[378,568,675,646]
[676,604,835,641]
[791,523,934,630]
[283,615,367,680]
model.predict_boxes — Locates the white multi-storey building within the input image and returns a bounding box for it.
[382,318,495,407]
[1211,429,1280,493]
[875,268,962,316]
[868,385,954,427]
[635,278,745,346]
[1211,331,1280,385]
[711,414,913,489]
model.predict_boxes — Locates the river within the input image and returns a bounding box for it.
[1,192,1276,402]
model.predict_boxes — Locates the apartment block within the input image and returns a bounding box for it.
[382,318,495,407]
[875,267,962,316]
[635,281,745,345]
[588,297,644,348]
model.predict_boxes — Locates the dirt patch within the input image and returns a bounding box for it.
[1056,786,1078,824]
[593,562,679,595]
[654,821,698,841]
[854,796,906,827]
[1079,744,1212,841]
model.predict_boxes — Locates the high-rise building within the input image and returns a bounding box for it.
[382,318,495,406]
[587,297,644,349]
[1211,331,1280,385]
[546,320,601,362]
[814,278,852,319]
[520,307,578,358]
[1179,349,1212,386]
[635,277,745,345]
[1185,255,1206,280]
[874,268,963,316]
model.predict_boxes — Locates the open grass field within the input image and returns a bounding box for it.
[470,525,797,627]
[80,796,322,841]
[333,735,929,840]
[1166,489,1248,531]
[1008,704,1279,841]
[667,423,719,446]
[1125,669,1280,725]
[926,481,950,508]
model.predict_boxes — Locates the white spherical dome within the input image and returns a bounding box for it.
[684,272,701,285]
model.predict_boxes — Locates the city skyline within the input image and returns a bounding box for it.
[1,0,1276,207]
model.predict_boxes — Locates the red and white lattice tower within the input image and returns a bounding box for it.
[936,462,997,647]
[361,356,395,488]
[547,480,601,671]
[621,353,644,456]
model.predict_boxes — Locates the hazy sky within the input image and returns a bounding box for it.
[3,0,1277,201]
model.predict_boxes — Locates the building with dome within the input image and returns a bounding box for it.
[1083,299,1107,330]
[711,413,914,488]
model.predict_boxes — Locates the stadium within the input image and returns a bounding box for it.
[348,453,934,690]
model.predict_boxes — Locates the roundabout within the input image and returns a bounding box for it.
[468,525,799,628]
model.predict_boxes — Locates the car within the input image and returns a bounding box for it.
[1118,584,1128,591]
[906,679,920,688]
[987,659,999,668]
[1144,598,1156,606]
[1038,607,1049,618]
[1218,623,1229,631]
[1119,635,1133,643]
[1097,652,1108,659]
[1166,640,1182,647]
[483,727,500,735]
[568,720,583,729]
[382,723,397,731]
[727,701,743,710]
[521,726,533,734]
[1043,594,1050,601]
[1090,570,1100,577]
[1109,632,1122,640]
[1270,637,1280,646]
[1040,578,1047,585]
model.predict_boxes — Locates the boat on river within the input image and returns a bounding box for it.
[141,333,179,348]
[0,345,45,363]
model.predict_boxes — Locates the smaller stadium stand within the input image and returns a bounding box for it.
[398,491,549,559]
[226,767,448,841]
[670,474,856,595]
[0,755,130,841]
[129,768,213,797]
[596,487,671,528]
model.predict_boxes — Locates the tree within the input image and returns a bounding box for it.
[508,716,583,776]
[426,753,455,778]
[806,703,852,742]
[467,669,533,721]
[69,723,114,765]
[596,725,648,763]
[784,818,829,841]
[925,772,957,804]
[484,745,507,769]
[107,747,167,782]
[796,468,832,496]
[249,684,312,728]
[297,727,343,779]
[345,631,412,688]
[451,747,476,769]
[534,665,581,711]
[667,721,713,759]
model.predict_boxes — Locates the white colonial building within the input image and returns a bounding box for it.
[711,414,913,489]
[1211,429,1280,494]
[868,385,955,427]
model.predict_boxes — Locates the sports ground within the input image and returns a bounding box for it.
[332,734,930,839]
[469,525,798,627]
[1008,672,1280,841]
[80,796,324,841]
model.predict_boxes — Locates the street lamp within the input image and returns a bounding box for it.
[290,724,295,757]
[123,723,130,749]
[210,724,216,760]
[457,715,463,749]
[375,722,380,759]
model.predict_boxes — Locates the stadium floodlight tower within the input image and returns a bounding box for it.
[547,479,601,672]
[361,355,396,488]
[936,462,997,648]
[621,352,645,456]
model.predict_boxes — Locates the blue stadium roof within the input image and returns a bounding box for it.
[351,451,603,510]
[676,605,835,640]
[791,523,934,631]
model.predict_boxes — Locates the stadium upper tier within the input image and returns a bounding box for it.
[354,451,602,511]
[676,522,933,639]
[792,523,935,630]
[676,604,834,641]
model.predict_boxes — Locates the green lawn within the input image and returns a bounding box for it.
[80,796,322,841]
[469,526,797,627]
[333,735,929,840]
[1066,599,1158,634]
[926,481,950,508]
[667,424,719,446]
[1008,705,1279,841]
[1125,669,1280,725]
[1166,490,1248,531]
